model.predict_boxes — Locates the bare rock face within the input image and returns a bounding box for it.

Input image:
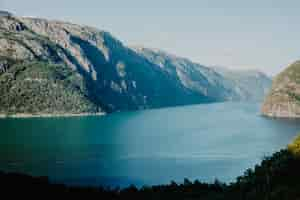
[262,61,300,118]
[20,17,111,77]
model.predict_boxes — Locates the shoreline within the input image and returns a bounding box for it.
[0,112,106,119]
[261,112,300,119]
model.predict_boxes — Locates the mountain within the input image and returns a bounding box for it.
[132,47,240,101]
[133,47,271,101]
[0,59,99,115]
[212,66,272,101]
[133,47,239,101]
[0,14,271,116]
[0,15,212,115]
[261,61,300,118]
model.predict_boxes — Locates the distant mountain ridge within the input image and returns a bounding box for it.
[212,66,272,101]
[133,47,271,101]
[0,14,271,116]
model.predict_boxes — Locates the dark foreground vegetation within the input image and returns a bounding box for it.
[2,137,300,199]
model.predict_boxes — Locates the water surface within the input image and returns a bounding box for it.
[0,102,300,187]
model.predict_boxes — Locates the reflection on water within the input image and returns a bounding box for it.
[0,102,300,187]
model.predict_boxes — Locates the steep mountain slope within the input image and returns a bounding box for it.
[132,47,237,100]
[262,61,300,118]
[213,67,271,101]
[133,47,271,101]
[0,14,271,115]
[0,60,98,115]
[0,15,213,115]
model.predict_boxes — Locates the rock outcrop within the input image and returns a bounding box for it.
[262,61,300,118]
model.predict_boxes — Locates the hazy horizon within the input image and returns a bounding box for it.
[2,0,300,76]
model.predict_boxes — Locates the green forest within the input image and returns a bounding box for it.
[0,59,100,115]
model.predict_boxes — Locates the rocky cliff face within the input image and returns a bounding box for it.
[0,15,271,115]
[262,61,300,118]
[133,47,271,101]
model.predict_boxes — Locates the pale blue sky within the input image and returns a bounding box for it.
[2,0,300,75]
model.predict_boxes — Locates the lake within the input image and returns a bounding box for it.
[0,102,300,188]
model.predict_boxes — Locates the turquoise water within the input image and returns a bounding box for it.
[0,102,300,187]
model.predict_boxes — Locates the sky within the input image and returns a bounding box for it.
[1,0,300,76]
